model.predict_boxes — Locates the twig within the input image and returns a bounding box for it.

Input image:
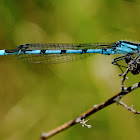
[38,82,140,140]
[118,100,140,114]
[121,68,129,90]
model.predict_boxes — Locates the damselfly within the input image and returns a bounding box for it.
[0,40,140,74]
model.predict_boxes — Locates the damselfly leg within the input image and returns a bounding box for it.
[111,54,133,74]
[112,53,140,90]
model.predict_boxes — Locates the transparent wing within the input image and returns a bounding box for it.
[15,53,93,64]
[17,42,115,50]
[15,42,115,64]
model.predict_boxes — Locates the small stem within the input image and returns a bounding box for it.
[121,68,129,90]
[119,100,140,114]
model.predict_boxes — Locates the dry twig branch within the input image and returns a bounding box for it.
[38,82,140,140]
[118,100,140,114]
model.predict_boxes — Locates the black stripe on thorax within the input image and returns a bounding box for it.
[122,41,138,46]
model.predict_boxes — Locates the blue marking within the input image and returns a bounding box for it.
[0,50,5,56]
[121,42,138,49]
[45,50,61,54]
[86,49,114,55]
[66,50,82,53]
[25,50,41,54]
[116,47,134,54]
[86,49,103,53]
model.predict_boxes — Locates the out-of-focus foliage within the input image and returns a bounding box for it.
[0,0,140,140]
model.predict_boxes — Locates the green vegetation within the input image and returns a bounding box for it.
[0,0,140,140]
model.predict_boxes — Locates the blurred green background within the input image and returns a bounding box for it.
[0,0,140,140]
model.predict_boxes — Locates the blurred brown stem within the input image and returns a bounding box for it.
[38,82,140,140]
